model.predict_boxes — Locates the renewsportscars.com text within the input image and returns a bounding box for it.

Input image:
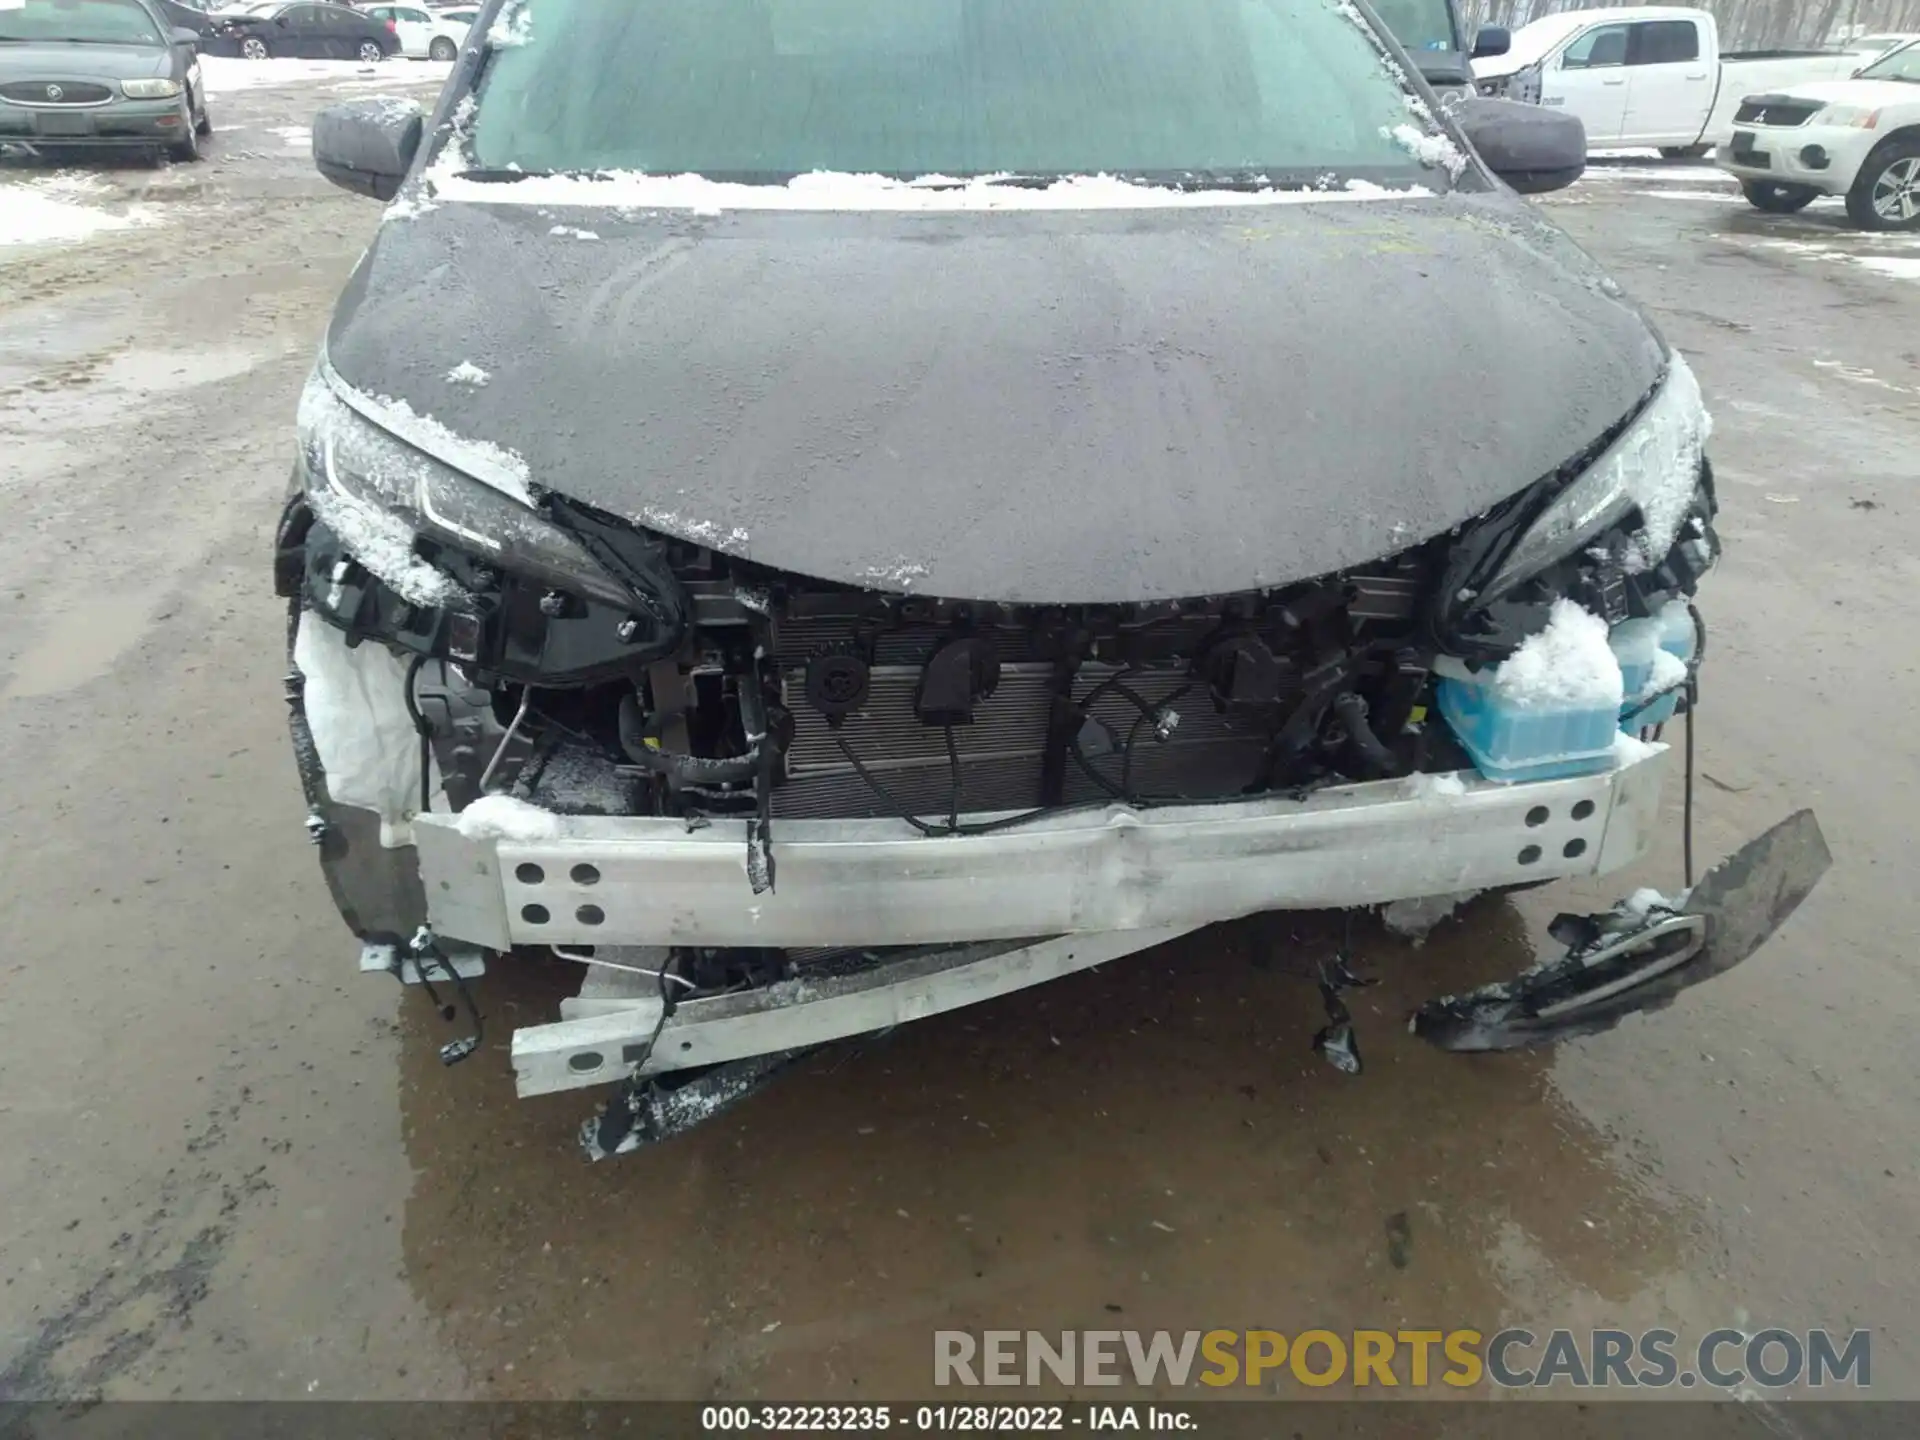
[933,1328,1871,1391]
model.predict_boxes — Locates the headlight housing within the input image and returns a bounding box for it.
[1816,104,1881,129]
[121,78,183,99]
[1480,354,1711,602]
[296,368,632,609]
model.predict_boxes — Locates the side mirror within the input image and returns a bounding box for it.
[313,96,423,201]
[170,25,201,43]
[273,12,288,22]
[1453,96,1586,195]
[1471,25,1511,59]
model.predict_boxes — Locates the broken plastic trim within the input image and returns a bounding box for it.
[582,1049,809,1160]
[1412,808,1830,1051]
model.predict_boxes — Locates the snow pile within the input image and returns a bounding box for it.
[1492,600,1623,710]
[350,385,535,505]
[637,506,749,552]
[487,0,533,47]
[0,174,158,251]
[426,166,1430,214]
[307,485,470,609]
[858,559,932,591]
[1406,770,1468,799]
[1384,123,1468,180]
[1858,257,1920,282]
[1612,730,1665,764]
[1618,355,1712,572]
[445,360,490,387]
[197,55,447,96]
[548,224,600,239]
[456,794,564,842]
[1647,646,1688,695]
[1622,886,1687,918]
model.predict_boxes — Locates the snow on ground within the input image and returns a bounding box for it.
[0,172,157,251]
[271,126,312,150]
[197,55,450,98]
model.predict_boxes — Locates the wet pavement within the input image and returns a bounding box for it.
[1,82,1917,1414]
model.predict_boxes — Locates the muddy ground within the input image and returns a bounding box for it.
[1,70,1916,1415]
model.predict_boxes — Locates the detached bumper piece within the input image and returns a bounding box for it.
[1413,809,1830,1050]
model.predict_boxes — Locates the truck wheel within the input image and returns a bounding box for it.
[1742,180,1817,214]
[1846,140,1920,231]
[1660,144,1712,160]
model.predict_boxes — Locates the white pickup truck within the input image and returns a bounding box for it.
[1474,6,1865,157]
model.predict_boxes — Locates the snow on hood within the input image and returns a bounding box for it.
[1473,14,1586,79]
[323,191,1665,605]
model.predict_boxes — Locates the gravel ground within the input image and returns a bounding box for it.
[1,78,1917,1416]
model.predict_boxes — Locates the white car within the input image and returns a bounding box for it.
[1474,6,1864,156]
[361,1,467,60]
[1719,38,1920,230]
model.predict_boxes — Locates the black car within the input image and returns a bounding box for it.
[279,0,1828,1149]
[206,1,397,60]
[0,0,211,162]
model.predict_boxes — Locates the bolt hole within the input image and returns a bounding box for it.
[568,1051,603,1073]
[521,903,550,925]
[571,862,601,886]
[1564,838,1588,859]
[1572,800,1596,821]
[576,904,606,927]
[1525,806,1550,828]
[514,862,545,885]
[1517,845,1542,866]
[680,1041,693,1052]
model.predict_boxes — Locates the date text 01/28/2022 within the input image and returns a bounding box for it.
[699,1405,1188,1431]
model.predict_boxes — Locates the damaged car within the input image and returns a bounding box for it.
[278,0,1829,1157]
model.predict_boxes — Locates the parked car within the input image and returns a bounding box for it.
[1841,33,1919,64]
[1475,6,1864,157]
[360,2,465,60]
[279,0,1827,1155]
[206,1,398,61]
[1719,38,1920,230]
[0,0,211,162]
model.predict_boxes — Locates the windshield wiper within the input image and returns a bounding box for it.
[37,35,145,43]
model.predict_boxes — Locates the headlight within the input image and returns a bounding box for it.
[1481,354,1710,600]
[1817,104,1880,129]
[121,78,183,98]
[296,369,632,608]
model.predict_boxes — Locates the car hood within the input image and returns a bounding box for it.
[1759,78,1920,108]
[324,190,1665,605]
[0,42,172,81]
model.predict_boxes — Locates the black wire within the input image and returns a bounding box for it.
[402,654,432,815]
[1684,676,1697,889]
[1682,602,1707,890]
[831,729,1054,836]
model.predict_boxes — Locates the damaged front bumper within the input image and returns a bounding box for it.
[407,742,1669,1100]
[413,747,1666,955]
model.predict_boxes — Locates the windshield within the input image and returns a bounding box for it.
[466,0,1433,183]
[0,0,165,43]
[1858,38,1920,80]
[1371,0,1458,54]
